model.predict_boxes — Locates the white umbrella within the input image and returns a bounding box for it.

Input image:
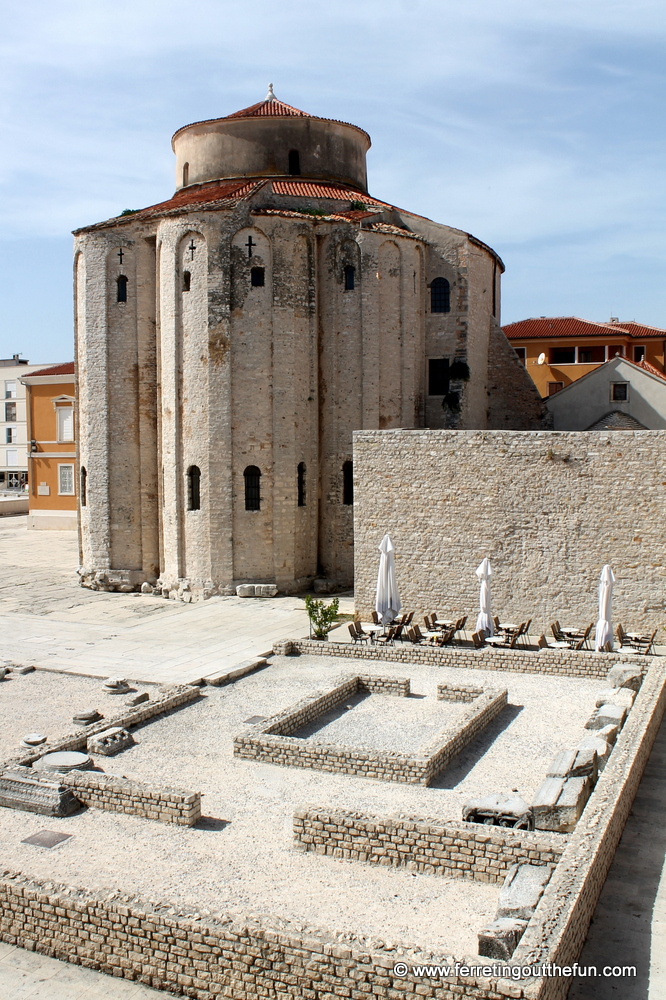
[475,558,494,636]
[375,534,402,625]
[594,565,615,651]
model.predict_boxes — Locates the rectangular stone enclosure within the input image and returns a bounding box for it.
[233,674,507,784]
[353,428,666,633]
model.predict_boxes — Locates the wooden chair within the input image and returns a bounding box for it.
[551,622,566,642]
[471,631,486,649]
[375,626,396,646]
[537,634,549,649]
[348,622,372,644]
[493,616,501,633]
[574,623,594,651]
[371,611,380,625]
[633,628,657,655]
[616,623,628,647]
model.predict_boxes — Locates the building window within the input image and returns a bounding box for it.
[58,464,75,496]
[608,346,624,359]
[187,465,201,511]
[244,465,261,510]
[5,401,16,422]
[578,345,605,364]
[633,345,646,362]
[182,271,191,292]
[344,266,355,291]
[5,449,18,467]
[182,162,189,187]
[430,277,450,313]
[611,382,628,402]
[428,358,450,396]
[342,460,353,505]
[80,466,87,506]
[5,428,16,444]
[514,347,526,365]
[4,381,16,399]
[550,347,576,365]
[288,149,301,175]
[7,470,27,489]
[547,382,564,396]
[251,267,265,287]
[57,406,74,443]
[297,462,306,507]
[117,275,128,303]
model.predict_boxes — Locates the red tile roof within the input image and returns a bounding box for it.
[27,363,75,377]
[636,358,666,381]
[271,180,387,204]
[504,317,666,340]
[225,97,311,119]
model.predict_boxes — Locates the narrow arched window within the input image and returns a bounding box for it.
[244,465,261,510]
[251,267,265,287]
[187,465,201,511]
[80,466,87,507]
[288,150,301,175]
[343,460,353,505]
[344,266,355,291]
[116,275,128,303]
[297,462,306,507]
[430,277,450,313]
[182,271,191,292]
[182,162,189,187]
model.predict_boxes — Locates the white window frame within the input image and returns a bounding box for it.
[56,405,74,443]
[58,463,75,496]
[4,380,16,399]
[5,427,17,444]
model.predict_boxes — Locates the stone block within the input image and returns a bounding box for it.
[202,658,267,686]
[236,585,256,597]
[462,793,534,830]
[546,748,597,781]
[606,664,643,692]
[125,692,150,707]
[478,917,528,960]
[0,667,6,681]
[577,734,612,772]
[533,776,591,833]
[140,582,152,594]
[255,584,278,598]
[595,687,635,710]
[497,863,552,920]
[585,703,627,731]
[0,768,81,817]
[87,727,135,757]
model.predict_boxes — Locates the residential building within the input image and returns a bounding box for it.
[503,317,666,398]
[545,355,666,430]
[0,356,54,493]
[20,363,77,529]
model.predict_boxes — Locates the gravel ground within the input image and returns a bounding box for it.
[0,654,602,957]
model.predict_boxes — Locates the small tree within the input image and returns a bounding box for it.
[304,595,340,639]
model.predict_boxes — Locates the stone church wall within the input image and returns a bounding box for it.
[486,323,552,430]
[353,428,666,633]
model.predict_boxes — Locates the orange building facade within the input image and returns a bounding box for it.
[503,317,666,398]
[20,363,77,530]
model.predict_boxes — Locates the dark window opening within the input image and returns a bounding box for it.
[297,462,306,507]
[550,347,575,365]
[428,358,450,395]
[634,345,646,362]
[548,381,564,396]
[182,270,191,292]
[251,267,265,287]
[609,345,624,358]
[182,162,189,187]
[244,465,261,511]
[342,461,353,505]
[187,465,201,510]
[344,266,355,290]
[430,277,450,313]
[611,382,628,402]
[116,275,128,303]
[578,345,605,364]
[514,347,526,365]
[5,401,16,422]
[288,149,301,175]
[80,466,87,506]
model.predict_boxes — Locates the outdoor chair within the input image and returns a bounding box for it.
[631,628,658,655]
[430,627,455,647]
[574,623,594,650]
[471,631,486,649]
[537,634,549,649]
[375,626,396,646]
[407,624,426,644]
[424,615,434,631]
[551,622,566,642]
[348,622,372,644]
[402,611,414,628]
[493,616,501,633]
[616,623,629,647]
[371,611,380,625]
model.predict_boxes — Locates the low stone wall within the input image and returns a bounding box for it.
[234,676,507,785]
[438,682,485,702]
[287,637,647,681]
[294,808,564,882]
[63,771,201,827]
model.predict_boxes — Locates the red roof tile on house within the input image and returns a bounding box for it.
[612,321,666,340]
[271,180,388,204]
[636,358,666,381]
[27,363,75,377]
[504,317,666,340]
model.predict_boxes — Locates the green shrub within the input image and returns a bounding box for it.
[305,595,340,638]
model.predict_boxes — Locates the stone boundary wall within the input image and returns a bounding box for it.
[438,682,485,702]
[353,428,666,633]
[63,771,201,827]
[286,637,646,681]
[515,658,666,1000]
[234,677,507,785]
[293,809,564,882]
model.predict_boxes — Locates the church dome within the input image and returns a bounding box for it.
[171,86,371,193]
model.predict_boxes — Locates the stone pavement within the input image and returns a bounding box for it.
[0,515,310,685]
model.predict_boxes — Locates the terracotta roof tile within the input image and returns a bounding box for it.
[225,97,311,119]
[504,317,666,340]
[271,180,388,205]
[636,358,666,381]
[26,362,75,377]
[613,321,666,340]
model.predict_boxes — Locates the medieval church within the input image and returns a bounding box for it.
[74,87,545,599]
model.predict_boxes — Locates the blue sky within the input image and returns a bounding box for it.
[1,0,665,362]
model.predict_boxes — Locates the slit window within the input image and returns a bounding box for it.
[187,465,201,510]
[244,465,261,510]
[80,466,87,506]
[428,358,450,396]
[342,460,353,505]
[547,381,564,395]
[430,277,450,313]
[251,267,265,287]
[297,462,306,507]
[344,266,355,291]
[288,149,301,175]
[182,271,191,292]
[514,347,526,365]
[116,275,128,302]
[182,162,189,187]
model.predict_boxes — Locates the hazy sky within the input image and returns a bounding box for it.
[1,0,665,362]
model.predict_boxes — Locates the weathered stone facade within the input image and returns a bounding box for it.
[353,428,666,633]
[74,91,546,599]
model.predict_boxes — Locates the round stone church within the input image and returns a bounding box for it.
[74,87,544,599]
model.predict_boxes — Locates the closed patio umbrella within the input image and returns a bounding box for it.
[375,534,402,625]
[475,558,494,636]
[594,565,615,651]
